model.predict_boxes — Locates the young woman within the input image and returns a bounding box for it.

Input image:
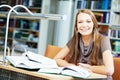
[54,9,114,80]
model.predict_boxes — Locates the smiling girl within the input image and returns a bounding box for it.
[54,9,114,80]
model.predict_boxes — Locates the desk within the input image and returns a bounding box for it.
[0,65,107,80]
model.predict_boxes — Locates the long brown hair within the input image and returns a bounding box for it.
[65,9,101,65]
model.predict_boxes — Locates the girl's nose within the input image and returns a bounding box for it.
[82,22,87,27]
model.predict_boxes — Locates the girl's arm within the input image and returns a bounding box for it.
[78,50,114,75]
[54,46,75,67]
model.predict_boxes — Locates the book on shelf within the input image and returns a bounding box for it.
[6,51,58,69]
[93,12,110,24]
[77,0,84,9]
[111,13,120,25]
[79,0,111,10]
[109,29,120,38]
[38,65,91,78]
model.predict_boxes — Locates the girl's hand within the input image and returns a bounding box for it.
[77,63,92,72]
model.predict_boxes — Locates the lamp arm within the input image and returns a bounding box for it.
[3,5,33,65]
[0,5,18,14]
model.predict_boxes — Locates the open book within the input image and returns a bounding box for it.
[38,66,91,78]
[6,51,58,69]
[6,51,91,78]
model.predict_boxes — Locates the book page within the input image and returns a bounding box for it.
[38,66,91,78]
[6,55,57,69]
[25,51,58,68]
[6,56,42,69]
[6,56,29,65]
[61,66,91,78]
[38,67,63,74]
[6,51,59,69]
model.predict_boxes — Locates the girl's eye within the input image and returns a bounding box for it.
[78,21,82,23]
[87,21,91,23]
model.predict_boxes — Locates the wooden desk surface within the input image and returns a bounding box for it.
[0,65,107,80]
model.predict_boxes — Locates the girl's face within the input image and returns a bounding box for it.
[77,13,94,36]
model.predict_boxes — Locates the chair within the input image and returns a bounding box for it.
[44,45,62,59]
[112,57,120,80]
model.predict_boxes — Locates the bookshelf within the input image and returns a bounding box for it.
[0,0,64,58]
[76,0,120,56]
[0,0,42,54]
[109,0,120,57]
